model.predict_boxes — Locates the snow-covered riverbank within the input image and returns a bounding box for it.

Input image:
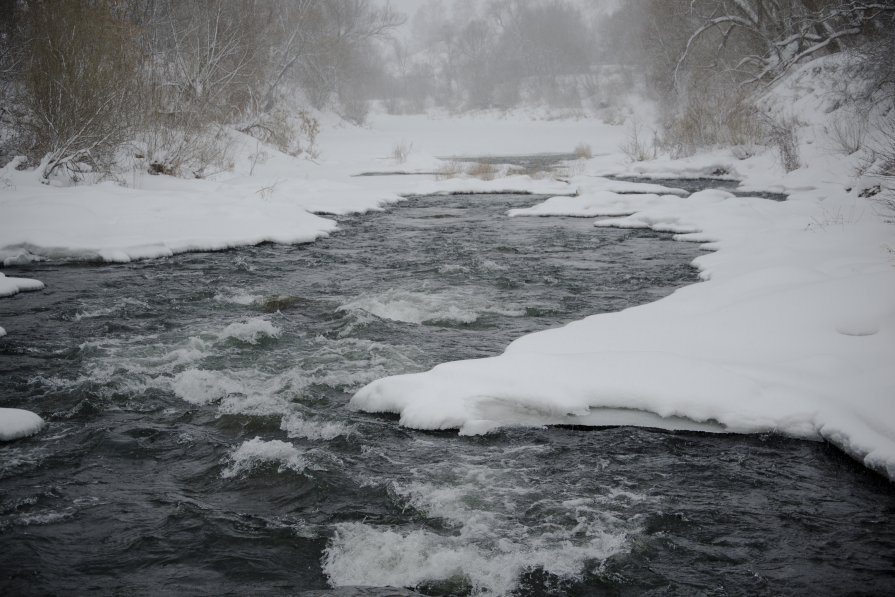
[3,96,894,478]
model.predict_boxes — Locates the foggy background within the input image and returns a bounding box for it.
[1,0,892,180]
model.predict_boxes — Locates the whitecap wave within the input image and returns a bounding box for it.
[337,289,523,325]
[221,437,311,478]
[281,413,353,441]
[213,291,262,306]
[172,369,244,405]
[325,447,640,594]
[217,317,281,344]
[323,520,627,595]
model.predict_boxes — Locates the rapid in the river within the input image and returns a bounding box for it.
[2,187,894,596]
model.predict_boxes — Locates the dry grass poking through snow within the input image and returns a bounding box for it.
[466,161,499,180]
[574,143,592,159]
[435,160,499,181]
[391,141,412,164]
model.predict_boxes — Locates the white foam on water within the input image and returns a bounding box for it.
[323,521,627,595]
[18,510,73,526]
[218,393,292,417]
[478,259,507,272]
[218,317,281,344]
[438,263,470,274]
[325,446,641,594]
[213,290,262,306]
[39,335,214,401]
[0,446,46,478]
[301,337,425,390]
[337,289,524,325]
[71,297,150,322]
[72,306,117,321]
[203,367,309,416]
[281,413,353,441]
[172,369,245,405]
[221,437,311,479]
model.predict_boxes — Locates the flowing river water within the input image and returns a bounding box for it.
[1,180,894,595]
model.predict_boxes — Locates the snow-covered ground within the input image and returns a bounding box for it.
[349,65,895,479]
[0,113,614,266]
[2,62,894,478]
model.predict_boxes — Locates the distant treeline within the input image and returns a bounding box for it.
[0,0,403,179]
[1,0,892,181]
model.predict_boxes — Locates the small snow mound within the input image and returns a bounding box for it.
[0,272,45,298]
[836,324,880,337]
[221,437,310,478]
[218,317,281,344]
[0,408,45,441]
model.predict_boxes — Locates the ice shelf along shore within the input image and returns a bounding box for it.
[352,173,895,479]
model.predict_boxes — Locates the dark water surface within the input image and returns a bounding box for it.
[1,190,893,596]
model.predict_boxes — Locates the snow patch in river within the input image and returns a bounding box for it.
[0,271,45,298]
[221,437,311,478]
[0,408,45,442]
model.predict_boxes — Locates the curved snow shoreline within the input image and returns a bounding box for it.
[352,185,895,479]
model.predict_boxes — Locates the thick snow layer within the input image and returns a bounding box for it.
[0,408,45,441]
[353,177,895,477]
[0,176,339,263]
[0,271,45,297]
[1,112,615,264]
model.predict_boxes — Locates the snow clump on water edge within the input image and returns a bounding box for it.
[0,408,45,441]
[0,272,45,298]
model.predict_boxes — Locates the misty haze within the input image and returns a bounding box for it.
[1,1,894,595]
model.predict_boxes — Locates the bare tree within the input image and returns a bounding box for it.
[22,0,142,181]
[674,0,895,88]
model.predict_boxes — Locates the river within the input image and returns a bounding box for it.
[1,186,893,595]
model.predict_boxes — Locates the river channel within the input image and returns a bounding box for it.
[1,185,893,595]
